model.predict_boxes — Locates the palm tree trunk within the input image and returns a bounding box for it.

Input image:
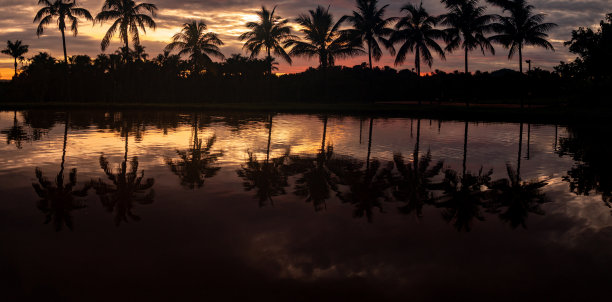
[517,122,523,180]
[415,49,421,106]
[60,114,69,175]
[61,27,68,64]
[266,114,273,162]
[368,43,373,70]
[518,44,523,74]
[464,47,469,74]
[526,123,531,160]
[463,121,469,177]
[414,119,421,170]
[13,57,17,76]
[366,117,374,171]
[321,116,328,152]
[267,47,272,76]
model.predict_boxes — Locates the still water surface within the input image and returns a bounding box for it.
[1,110,611,301]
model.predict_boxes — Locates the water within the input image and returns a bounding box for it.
[1,110,611,301]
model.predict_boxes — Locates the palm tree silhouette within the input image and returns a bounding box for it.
[287,116,339,211]
[388,2,446,76]
[32,114,89,231]
[440,0,497,74]
[486,122,549,228]
[237,115,290,207]
[239,6,295,75]
[487,0,557,73]
[434,121,493,232]
[1,111,28,149]
[286,6,364,69]
[34,0,93,64]
[390,119,444,218]
[166,114,223,190]
[332,118,393,222]
[96,0,158,52]
[1,40,29,77]
[92,129,155,226]
[341,0,395,70]
[165,20,225,74]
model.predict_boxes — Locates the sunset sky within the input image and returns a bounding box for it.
[0,0,608,79]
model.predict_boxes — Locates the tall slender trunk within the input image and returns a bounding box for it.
[366,117,374,171]
[415,49,421,106]
[517,122,523,180]
[267,47,272,76]
[266,114,273,162]
[414,119,421,171]
[464,47,469,74]
[463,121,468,177]
[321,116,328,152]
[13,57,17,76]
[368,43,373,70]
[518,44,523,74]
[526,123,531,160]
[60,114,69,175]
[60,27,68,64]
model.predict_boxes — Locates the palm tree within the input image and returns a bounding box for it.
[166,115,223,190]
[1,40,29,77]
[440,0,497,74]
[92,129,155,226]
[1,111,28,149]
[388,2,446,76]
[32,114,90,231]
[342,0,396,70]
[236,115,293,207]
[34,0,93,64]
[95,0,158,52]
[165,20,225,74]
[487,0,557,73]
[239,6,295,75]
[286,6,364,69]
[390,119,444,218]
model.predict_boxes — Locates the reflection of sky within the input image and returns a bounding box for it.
[1,0,609,79]
[1,110,611,301]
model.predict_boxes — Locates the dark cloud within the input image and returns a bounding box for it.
[0,0,609,78]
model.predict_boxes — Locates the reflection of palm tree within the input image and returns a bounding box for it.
[32,115,89,231]
[434,121,493,231]
[92,130,154,225]
[166,115,222,190]
[289,116,338,211]
[1,111,28,149]
[333,118,392,222]
[237,115,290,206]
[391,120,444,217]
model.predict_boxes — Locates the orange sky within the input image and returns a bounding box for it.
[0,0,606,79]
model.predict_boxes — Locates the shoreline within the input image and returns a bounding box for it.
[0,101,606,124]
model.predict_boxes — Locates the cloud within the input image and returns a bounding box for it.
[0,0,609,78]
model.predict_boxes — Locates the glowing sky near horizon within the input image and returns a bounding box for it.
[0,0,608,79]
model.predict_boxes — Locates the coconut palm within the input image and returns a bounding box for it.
[388,2,446,75]
[165,20,225,74]
[390,119,444,218]
[32,114,90,231]
[1,111,28,149]
[166,115,223,190]
[236,115,290,207]
[440,0,497,73]
[1,40,29,77]
[95,0,158,52]
[239,6,295,75]
[286,6,364,69]
[34,0,93,64]
[487,0,557,73]
[487,122,549,228]
[341,0,396,70]
[92,130,155,226]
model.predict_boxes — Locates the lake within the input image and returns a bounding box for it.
[1,110,611,301]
